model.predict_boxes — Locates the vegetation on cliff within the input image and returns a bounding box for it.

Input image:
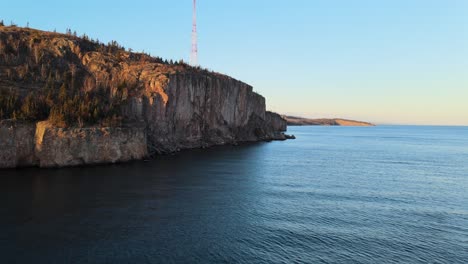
[0,77,129,126]
[0,24,217,127]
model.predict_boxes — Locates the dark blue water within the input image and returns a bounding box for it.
[1,126,468,263]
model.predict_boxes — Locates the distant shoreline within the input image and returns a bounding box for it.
[283,115,375,127]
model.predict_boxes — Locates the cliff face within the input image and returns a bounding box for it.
[0,120,36,168]
[0,26,288,168]
[35,121,147,168]
[0,120,147,168]
[139,74,286,153]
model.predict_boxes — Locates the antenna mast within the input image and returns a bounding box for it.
[190,0,198,66]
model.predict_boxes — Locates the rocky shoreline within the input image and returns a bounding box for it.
[0,117,288,169]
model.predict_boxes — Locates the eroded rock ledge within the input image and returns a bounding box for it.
[0,120,147,168]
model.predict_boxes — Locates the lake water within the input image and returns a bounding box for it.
[1,126,468,263]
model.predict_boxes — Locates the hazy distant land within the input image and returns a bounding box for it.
[283,116,375,127]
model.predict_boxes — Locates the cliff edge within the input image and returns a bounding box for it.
[0,25,288,168]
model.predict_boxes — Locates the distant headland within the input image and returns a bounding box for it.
[283,116,375,127]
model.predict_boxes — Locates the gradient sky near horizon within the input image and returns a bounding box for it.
[2,0,467,125]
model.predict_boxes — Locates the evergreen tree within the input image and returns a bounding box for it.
[58,82,68,102]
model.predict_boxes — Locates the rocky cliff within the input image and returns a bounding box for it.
[140,74,287,153]
[0,26,288,168]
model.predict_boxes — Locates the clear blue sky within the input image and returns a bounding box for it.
[2,0,467,125]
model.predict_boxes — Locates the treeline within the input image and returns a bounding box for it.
[0,78,129,127]
[1,22,205,69]
[59,27,195,66]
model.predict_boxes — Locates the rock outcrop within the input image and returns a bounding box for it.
[0,26,289,168]
[34,121,147,168]
[0,120,147,168]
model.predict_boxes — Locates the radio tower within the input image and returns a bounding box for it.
[190,0,198,66]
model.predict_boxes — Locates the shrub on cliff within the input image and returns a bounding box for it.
[44,85,125,127]
[48,106,66,127]
[18,92,49,121]
[0,88,20,120]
